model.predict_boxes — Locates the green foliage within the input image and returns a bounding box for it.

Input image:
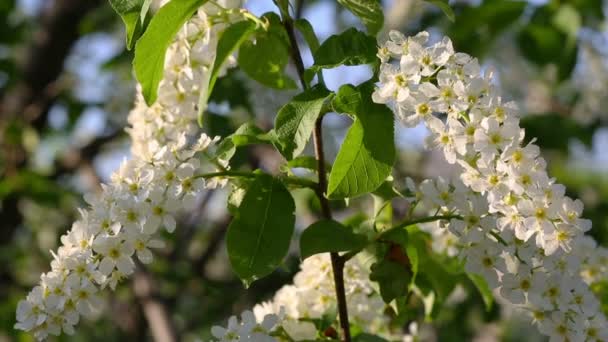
[305,28,377,83]
[371,227,412,303]
[337,0,384,36]
[295,19,321,54]
[445,0,526,58]
[521,113,597,152]
[517,25,577,82]
[134,0,209,105]
[216,122,277,161]
[401,226,463,318]
[274,85,332,160]
[405,243,419,285]
[108,0,152,50]
[553,4,581,39]
[515,3,583,82]
[0,171,72,205]
[372,181,403,201]
[281,156,319,173]
[590,281,608,316]
[370,258,411,303]
[299,219,368,259]
[226,173,296,286]
[207,69,253,112]
[238,13,297,90]
[201,20,257,124]
[467,273,493,311]
[352,333,389,342]
[327,83,395,199]
[424,0,455,22]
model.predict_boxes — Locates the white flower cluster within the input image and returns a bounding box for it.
[128,3,238,158]
[15,135,219,340]
[211,309,281,342]
[212,254,394,341]
[14,1,243,339]
[375,31,608,341]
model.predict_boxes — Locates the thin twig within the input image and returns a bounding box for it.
[194,170,318,189]
[133,266,178,342]
[388,214,463,232]
[282,7,352,341]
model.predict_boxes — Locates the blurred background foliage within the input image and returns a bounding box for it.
[0,0,607,341]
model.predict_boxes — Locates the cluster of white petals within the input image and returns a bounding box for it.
[15,1,243,339]
[212,254,398,341]
[375,31,608,341]
[211,309,281,342]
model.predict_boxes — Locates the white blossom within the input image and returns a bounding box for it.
[375,30,608,340]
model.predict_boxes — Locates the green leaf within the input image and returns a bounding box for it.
[372,180,403,201]
[273,0,290,16]
[353,333,389,342]
[370,258,411,303]
[517,24,577,81]
[274,85,332,160]
[134,0,209,105]
[520,113,597,152]
[305,28,377,83]
[238,15,297,90]
[552,4,581,39]
[108,0,152,50]
[300,220,368,259]
[376,226,418,288]
[0,171,72,205]
[337,0,384,35]
[327,83,395,199]
[372,194,392,229]
[226,173,296,285]
[282,156,319,172]
[216,122,277,161]
[207,69,253,112]
[467,273,494,311]
[377,226,408,246]
[446,1,525,58]
[424,0,455,22]
[295,18,321,54]
[406,244,419,285]
[200,20,257,125]
[405,226,462,318]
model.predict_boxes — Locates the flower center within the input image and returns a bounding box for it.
[482,257,493,267]
[441,88,453,99]
[490,133,502,145]
[135,240,146,251]
[109,248,120,259]
[165,171,175,181]
[417,103,430,115]
[127,210,138,222]
[535,208,546,220]
[394,74,407,87]
[512,150,522,163]
[422,55,432,65]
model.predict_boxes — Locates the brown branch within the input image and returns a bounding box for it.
[282,10,352,341]
[133,267,179,342]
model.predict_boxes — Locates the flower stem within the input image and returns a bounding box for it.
[194,171,318,189]
[281,5,352,341]
[386,214,463,233]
